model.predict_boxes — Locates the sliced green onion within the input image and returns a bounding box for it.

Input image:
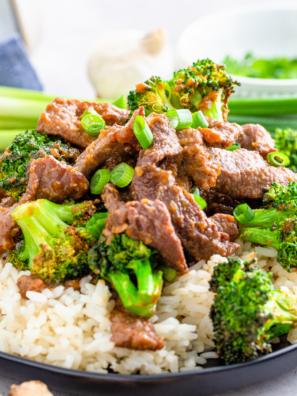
[191,188,207,210]
[192,110,209,129]
[160,266,177,282]
[133,115,154,149]
[233,204,255,224]
[166,109,193,130]
[110,163,134,188]
[90,169,110,194]
[81,111,106,137]
[112,95,127,110]
[267,152,290,167]
[226,142,241,152]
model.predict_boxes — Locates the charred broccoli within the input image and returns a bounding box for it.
[274,128,297,172]
[127,59,239,121]
[210,257,297,364]
[0,130,79,201]
[9,199,96,284]
[88,233,163,318]
[238,182,297,271]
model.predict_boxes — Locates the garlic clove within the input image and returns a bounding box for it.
[141,28,167,56]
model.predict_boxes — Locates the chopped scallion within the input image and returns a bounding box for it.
[112,95,127,110]
[226,142,241,151]
[81,111,106,137]
[90,169,110,194]
[192,110,209,129]
[110,163,134,188]
[191,187,207,210]
[133,116,154,149]
[267,152,290,167]
[233,204,255,224]
[166,109,193,130]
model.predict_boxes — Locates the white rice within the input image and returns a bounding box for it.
[0,239,296,375]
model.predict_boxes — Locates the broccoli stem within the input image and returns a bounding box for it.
[240,207,292,229]
[202,89,223,122]
[239,227,280,250]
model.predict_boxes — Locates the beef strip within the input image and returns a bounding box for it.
[132,113,240,262]
[238,124,276,159]
[37,97,129,148]
[210,148,297,199]
[0,155,89,255]
[201,189,262,216]
[198,117,243,149]
[102,184,187,273]
[176,128,221,190]
[17,274,82,299]
[26,155,89,203]
[8,381,53,396]
[210,213,238,241]
[74,107,144,178]
[110,297,164,350]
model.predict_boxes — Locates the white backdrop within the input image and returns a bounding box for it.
[29,0,274,98]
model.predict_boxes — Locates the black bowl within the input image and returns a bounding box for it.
[0,336,296,396]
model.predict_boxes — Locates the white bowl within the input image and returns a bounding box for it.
[177,3,297,97]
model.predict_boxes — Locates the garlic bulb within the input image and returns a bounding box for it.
[87,28,174,99]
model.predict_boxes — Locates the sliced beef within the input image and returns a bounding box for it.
[74,107,144,178]
[0,156,89,255]
[132,113,240,263]
[17,274,82,299]
[238,124,276,159]
[176,128,220,191]
[198,117,243,149]
[110,298,164,351]
[210,148,297,199]
[102,185,187,273]
[202,189,262,216]
[37,97,129,148]
[26,155,89,203]
[102,183,125,213]
[0,190,16,208]
[211,213,238,241]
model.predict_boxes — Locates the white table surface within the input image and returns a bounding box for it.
[1,0,297,394]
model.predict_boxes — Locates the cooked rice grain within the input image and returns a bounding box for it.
[0,239,296,374]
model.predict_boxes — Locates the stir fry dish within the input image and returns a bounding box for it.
[1,58,297,372]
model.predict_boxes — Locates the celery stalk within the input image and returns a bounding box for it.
[0,86,57,102]
[0,118,37,130]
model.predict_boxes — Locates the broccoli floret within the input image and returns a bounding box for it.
[127,59,239,121]
[127,76,174,116]
[88,233,163,318]
[168,59,239,121]
[9,199,96,284]
[210,257,297,364]
[0,130,79,201]
[238,182,297,271]
[274,128,297,173]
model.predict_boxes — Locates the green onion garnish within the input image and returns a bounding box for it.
[166,109,193,130]
[133,116,154,149]
[81,111,106,137]
[110,163,134,188]
[90,169,110,194]
[192,110,209,129]
[112,95,127,110]
[159,266,177,282]
[86,212,110,239]
[267,151,290,167]
[226,142,241,151]
[233,203,255,224]
[191,187,207,210]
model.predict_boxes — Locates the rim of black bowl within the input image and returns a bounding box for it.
[1,342,297,381]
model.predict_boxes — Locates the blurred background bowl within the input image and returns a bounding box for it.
[177,3,297,97]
